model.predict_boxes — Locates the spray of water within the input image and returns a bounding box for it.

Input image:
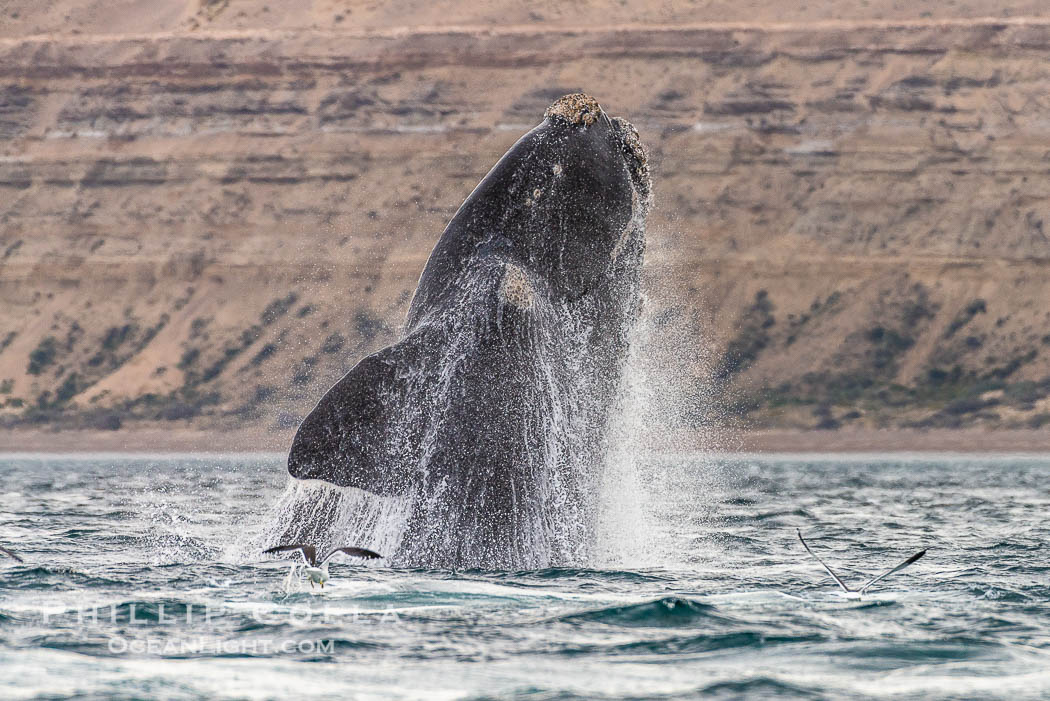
[243,266,727,571]
[593,269,731,569]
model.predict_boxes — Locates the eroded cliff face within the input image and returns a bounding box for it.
[3,0,1048,38]
[3,9,1050,436]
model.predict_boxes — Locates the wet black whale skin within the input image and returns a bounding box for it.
[287,96,648,567]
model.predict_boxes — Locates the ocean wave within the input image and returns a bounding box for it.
[556,596,732,628]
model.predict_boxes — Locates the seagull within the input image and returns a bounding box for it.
[797,528,925,599]
[0,545,23,563]
[263,544,381,588]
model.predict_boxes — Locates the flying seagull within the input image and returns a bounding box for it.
[263,544,381,588]
[797,528,925,599]
[0,545,23,563]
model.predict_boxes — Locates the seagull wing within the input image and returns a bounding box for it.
[263,544,317,567]
[0,545,23,563]
[859,549,926,594]
[797,529,852,593]
[320,547,383,564]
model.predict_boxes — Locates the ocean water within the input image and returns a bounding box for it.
[1,452,1048,700]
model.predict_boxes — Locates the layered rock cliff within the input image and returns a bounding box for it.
[2,7,1050,438]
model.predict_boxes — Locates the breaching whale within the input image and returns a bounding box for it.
[285,94,652,568]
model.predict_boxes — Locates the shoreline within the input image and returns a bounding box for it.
[734,429,1050,454]
[0,428,291,454]
[2,427,1049,454]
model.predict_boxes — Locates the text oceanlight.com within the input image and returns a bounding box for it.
[107,637,336,655]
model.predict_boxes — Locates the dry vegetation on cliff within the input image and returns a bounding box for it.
[2,1,1050,445]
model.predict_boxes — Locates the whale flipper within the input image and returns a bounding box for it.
[287,328,438,495]
[288,260,538,499]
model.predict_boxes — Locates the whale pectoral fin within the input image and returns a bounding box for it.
[287,329,434,496]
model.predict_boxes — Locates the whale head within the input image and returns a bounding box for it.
[286,95,651,568]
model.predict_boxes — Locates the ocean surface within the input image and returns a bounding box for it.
[1,452,1048,700]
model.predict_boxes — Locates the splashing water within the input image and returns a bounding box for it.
[253,256,728,571]
[6,452,1047,700]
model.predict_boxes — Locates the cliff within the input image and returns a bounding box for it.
[2,3,1050,441]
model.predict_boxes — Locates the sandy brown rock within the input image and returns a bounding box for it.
[3,1,1049,38]
[2,6,1050,443]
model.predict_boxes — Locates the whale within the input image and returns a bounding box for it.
[285,94,652,568]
